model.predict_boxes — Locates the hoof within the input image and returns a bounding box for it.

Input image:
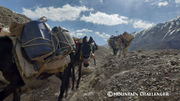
[76,86,79,89]
[65,94,68,98]
[71,88,75,91]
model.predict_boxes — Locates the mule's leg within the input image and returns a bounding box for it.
[57,65,72,101]
[123,45,130,58]
[93,55,96,66]
[0,73,24,101]
[56,72,64,101]
[123,47,128,58]
[112,48,115,56]
[0,83,17,101]
[118,42,123,58]
[118,49,121,58]
[13,88,21,101]
[71,64,75,91]
[122,49,125,58]
[57,72,65,101]
[113,48,117,56]
[57,52,75,101]
[76,63,82,89]
[91,53,96,66]
[65,64,72,97]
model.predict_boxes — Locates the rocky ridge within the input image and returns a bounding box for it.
[129,16,180,51]
[0,6,31,27]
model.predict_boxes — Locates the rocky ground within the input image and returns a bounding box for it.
[1,47,180,101]
[66,49,180,101]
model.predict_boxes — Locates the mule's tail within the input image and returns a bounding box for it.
[0,27,12,37]
[108,39,112,48]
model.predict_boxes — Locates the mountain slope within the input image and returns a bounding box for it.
[0,6,31,27]
[101,44,110,49]
[129,16,180,51]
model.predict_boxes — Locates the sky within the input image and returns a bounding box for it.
[1,0,180,45]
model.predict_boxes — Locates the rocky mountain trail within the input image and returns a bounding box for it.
[67,49,180,101]
[1,46,180,101]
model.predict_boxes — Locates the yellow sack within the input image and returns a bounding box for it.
[9,21,26,41]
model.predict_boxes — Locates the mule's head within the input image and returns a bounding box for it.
[81,36,93,67]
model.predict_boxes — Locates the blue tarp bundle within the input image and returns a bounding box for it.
[21,21,54,60]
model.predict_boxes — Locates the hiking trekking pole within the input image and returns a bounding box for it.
[115,31,119,35]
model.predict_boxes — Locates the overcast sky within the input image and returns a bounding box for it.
[1,0,180,45]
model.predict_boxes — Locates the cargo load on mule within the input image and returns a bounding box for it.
[108,31,134,47]
[108,31,134,58]
[21,17,75,61]
[52,26,76,56]
[121,31,134,43]
[21,20,55,61]
[8,16,75,83]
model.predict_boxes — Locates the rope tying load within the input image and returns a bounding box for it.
[51,27,72,56]
[51,26,75,57]
[21,16,75,62]
[21,16,55,61]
